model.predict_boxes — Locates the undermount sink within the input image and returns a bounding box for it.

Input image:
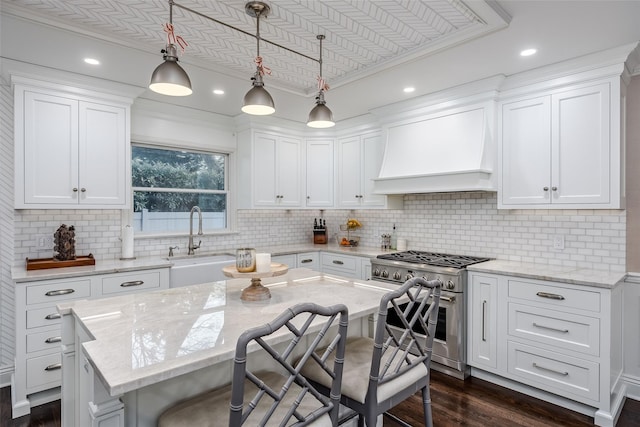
[168,253,235,288]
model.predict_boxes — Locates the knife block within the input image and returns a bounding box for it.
[313,229,327,244]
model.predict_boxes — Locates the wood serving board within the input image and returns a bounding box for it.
[26,254,95,271]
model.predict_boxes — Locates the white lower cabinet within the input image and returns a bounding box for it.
[320,252,370,280]
[468,274,500,370]
[272,254,297,268]
[12,267,170,418]
[296,251,320,270]
[467,271,624,426]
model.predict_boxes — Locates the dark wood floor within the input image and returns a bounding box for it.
[2,370,639,426]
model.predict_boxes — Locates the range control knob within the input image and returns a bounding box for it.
[446,280,456,290]
[393,271,401,281]
[373,268,381,277]
[405,273,414,281]
[381,270,389,278]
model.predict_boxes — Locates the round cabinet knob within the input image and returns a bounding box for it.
[381,270,389,278]
[72,188,78,192]
[80,188,86,192]
[551,186,558,191]
[447,280,456,290]
[543,187,549,191]
[393,271,401,280]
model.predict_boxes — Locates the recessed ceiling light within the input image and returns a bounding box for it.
[213,89,225,95]
[520,48,537,57]
[84,58,100,65]
[403,87,415,93]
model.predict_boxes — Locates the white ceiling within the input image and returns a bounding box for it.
[2,1,640,125]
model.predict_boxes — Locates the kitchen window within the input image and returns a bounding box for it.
[132,144,228,234]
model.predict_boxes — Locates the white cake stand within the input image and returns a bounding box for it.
[222,263,289,301]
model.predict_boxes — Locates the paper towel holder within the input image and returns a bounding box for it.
[120,224,136,260]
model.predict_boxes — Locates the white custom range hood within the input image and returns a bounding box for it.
[372,82,500,195]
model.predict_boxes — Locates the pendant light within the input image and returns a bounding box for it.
[149,1,192,96]
[242,2,275,115]
[307,35,335,128]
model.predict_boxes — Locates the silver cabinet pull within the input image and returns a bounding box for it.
[543,186,549,191]
[80,188,86,192]
[482,300,487,342]
[72,188,78,192]
[45,313,61,320]
[532,322,569,333]
[45,289,75,297]
[532,362,568,376]
[45,336,62,344]
[332,260,344,265]
[536,291,565,300]
[300,259,313,264]
[551,186,558,191]
[45,363,62,371]
[120,280,144,287]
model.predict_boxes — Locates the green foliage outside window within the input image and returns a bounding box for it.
[132,146,227,213]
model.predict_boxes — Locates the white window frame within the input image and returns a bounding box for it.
[130,142,236,237]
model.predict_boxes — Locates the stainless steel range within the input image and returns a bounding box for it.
[371,250,490,379]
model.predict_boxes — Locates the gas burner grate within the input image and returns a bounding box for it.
[377,250,490,268]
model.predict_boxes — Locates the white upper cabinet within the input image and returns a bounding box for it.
[305,138,334,207]
[337,131,402,209]
[499,78,622,209]
[237,130,303,208]
[14,80,131,209]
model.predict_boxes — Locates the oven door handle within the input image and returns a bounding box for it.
[429,294,455,303]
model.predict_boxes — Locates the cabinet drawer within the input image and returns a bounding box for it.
[297,252,319,270]
[508,280,600,312]
[26,306,62,329]
[508,302,600,356]
[507,341,599,402]
[26,352,61,391]
[26,330,62,353]
[26,279,91,305]
[101,271,161,295]
[321,254,358,275]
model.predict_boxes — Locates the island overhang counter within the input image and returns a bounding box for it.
[58,267,397,427]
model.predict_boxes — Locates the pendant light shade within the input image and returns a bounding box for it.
[242,2,275,115]
[149,2,192,97]
[242,72,275,115]
[307,91,335,128]
[307,35,335,128]
[149,44,192,96]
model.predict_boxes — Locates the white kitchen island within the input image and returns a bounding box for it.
[58,268,396,427]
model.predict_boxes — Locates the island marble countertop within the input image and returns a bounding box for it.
[467,259,626,289]
[58,267,397,397]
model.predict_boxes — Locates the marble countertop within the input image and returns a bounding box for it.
[13,243,627,288]
[467,259,626,288]
[12,256,172,283]
[11,243,389,282]
[244,243,393,259]
[58,268,396,397]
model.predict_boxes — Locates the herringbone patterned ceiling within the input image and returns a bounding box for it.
[2,0,507,94]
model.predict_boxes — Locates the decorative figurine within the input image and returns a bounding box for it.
[54,224,76,261]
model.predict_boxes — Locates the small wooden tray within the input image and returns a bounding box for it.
[26,254,95,271]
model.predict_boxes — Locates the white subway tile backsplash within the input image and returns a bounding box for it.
[10,192,627,274]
